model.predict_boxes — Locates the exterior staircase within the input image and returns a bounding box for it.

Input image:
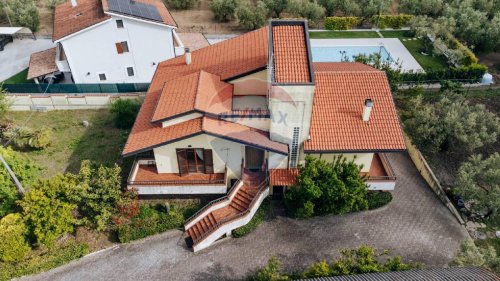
[184,167,268,252]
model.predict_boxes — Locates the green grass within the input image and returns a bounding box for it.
[401,39,449,71]
[379,30,413,39]
[1,109,129,178]
[2,68,34,84]
[232,198,269,238]
[309,31,380,39]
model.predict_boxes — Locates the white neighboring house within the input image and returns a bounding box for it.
[29,0,184,84]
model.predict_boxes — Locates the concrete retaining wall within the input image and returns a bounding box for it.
[6,93,145,111]
[404,133,465,225]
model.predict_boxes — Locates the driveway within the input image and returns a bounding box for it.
[0,37,55,82]
[22,153,469,281]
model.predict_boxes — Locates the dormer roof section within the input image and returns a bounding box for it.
[269,20,315,85]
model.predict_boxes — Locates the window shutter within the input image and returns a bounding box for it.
[203,149,214,174]
[177,149,189,176]
[115,42,123,54]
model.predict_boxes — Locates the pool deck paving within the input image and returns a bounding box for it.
[310,38,424,73]
[22,153,468,281]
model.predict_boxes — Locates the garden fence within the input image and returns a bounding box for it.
[2,83,150,94]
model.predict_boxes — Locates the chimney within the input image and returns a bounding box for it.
[362,99,373,122]
[185,47,191,65]
[71,0,77,7]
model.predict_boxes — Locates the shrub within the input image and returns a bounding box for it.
[454,153,500,221]
[0,214,30,262]
[0,147,40,217]
[263,0,288,18]
[232,198,269,238]
[287,0,325,26]
[303,260,330,278]
[237,1,268,30]
[400,63,487,83]
[165,0,198,9]
[44,0,65,10]
[109,99,141,130]
[0,86,9,119]
[451,240,499,273]
[20,179,77,247]
[367,191,392,210]
[284,155,368,218]
[371,14,413,29]
[2,126,53,150]
[6,0,39,32]
[324,16,361,30]
[0,241,89,281]
[210,0,239,22]
[117,204,184,243]
[248,256,289,281]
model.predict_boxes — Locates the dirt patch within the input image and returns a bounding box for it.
[75,227,116,252]
[169,0,240,33]
[478,52,500,82]
[36,0,54,36]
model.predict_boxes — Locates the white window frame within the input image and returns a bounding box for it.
[115,19,125,29]
[126,66,135,77]
[98,73,107,81]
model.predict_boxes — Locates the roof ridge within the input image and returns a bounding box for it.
[193,71,204,110]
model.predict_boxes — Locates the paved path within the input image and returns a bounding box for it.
[0,38,55,82]
[22,153,469,281]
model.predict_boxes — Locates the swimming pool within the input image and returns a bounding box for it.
[311,46,393,62]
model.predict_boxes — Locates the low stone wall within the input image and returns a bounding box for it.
[404,133,465,225]
[6,93,145,111]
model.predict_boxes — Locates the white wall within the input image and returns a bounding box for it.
[221,116,270,131]
[269,152,288,169]
[162,112,202,128]
[60,15,175,83]
[153,134,245,179]
[304,152,374,173]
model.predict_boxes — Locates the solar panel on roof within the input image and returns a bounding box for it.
[107,0,163,22]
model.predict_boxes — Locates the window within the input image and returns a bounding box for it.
[126,67,135,77]
[177,148,214,175]
[98,73,107,81]
[115,41,129,54]
[116,19,124,28]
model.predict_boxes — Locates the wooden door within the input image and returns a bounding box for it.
[245,146,264,170]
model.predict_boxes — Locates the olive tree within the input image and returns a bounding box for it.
[210,0,239,22]
[287,0,325,26]
[263,0,288,17]
[237,1,268,30]
[5,0,39,32]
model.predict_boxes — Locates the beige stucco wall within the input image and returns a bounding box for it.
[221,116,270,131]
[230,70,268,96]
[269,152,289,169]
[153,134,246,180]
[303,152,374,173]
[162,112,202,128]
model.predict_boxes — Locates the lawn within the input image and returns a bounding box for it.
[1,109,129,178]
[379,30,413,39]
[309,31,380,39]
[2,68,33,84]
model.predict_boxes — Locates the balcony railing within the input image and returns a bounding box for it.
[218,109,271,118]
[367,153,397,181]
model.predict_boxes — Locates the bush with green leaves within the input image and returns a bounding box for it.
[324,16,361,30]
[284,155,368,218]
[109,99,141,130]
[20,176,77,247]
[318,0,361,17]
[5,0,39,32]
[287,0,325,26]
[165,0,198,9]
[451,240,499,274]
[403,96,500,155]
[367,191,392,210]
[371,14,412,29]
[248,256,289,281]
[44,0,65,10]
[263,0,288,17]
[399,0,443,17]
[0,213,30,262]
[0,86,9,119]
[210,0,239,22]
[2,126,53,150]
[357,0,391,20]
[237,1,268,30]
[0,147,40,217]
[454,153,500,221]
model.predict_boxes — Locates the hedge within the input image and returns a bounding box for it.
[400,63,488,83]
[449,39,478,66]
[367,192,393,210]
[371,14,413,29]
[324,17,362,30]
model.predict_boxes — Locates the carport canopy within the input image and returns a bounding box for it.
[0,27,34,36]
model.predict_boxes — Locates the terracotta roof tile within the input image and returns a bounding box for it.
[313,62,378,72]
[304,63,406,152]
[53,0,110,41]
[123,27,268,155]
[270,168,299,186]
[272,24,311,83]
[27,48,58,80]
[152,71,233,122]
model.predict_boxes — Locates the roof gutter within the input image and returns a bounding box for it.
[105,12,177,29]
[54,18,112,43]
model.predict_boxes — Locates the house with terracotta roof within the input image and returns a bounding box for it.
[28,0,184,83]
[122,20,406,251]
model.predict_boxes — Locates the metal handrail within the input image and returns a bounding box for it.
[367,153,396,181]
[192,178,269,245]
[184,178,242,227]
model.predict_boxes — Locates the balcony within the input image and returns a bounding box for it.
[127,159,228,195]
[365,153,397,190]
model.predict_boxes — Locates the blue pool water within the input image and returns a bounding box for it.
[311,46,393,62]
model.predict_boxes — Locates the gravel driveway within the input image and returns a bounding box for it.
[21,153,469,281]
